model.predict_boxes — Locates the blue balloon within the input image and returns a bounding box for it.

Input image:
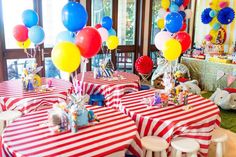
[62,2,88,32]
[209,10,217,18]
[108,28,116,36]
[101,16,113,30]
[213,23,221,30]
[22,9,38,28]
[170,3,179,12]
[56,31,75,44]
[178,11,186,19]
[28,26,45,45]
[165,12,183,33]
[173,0,183,6]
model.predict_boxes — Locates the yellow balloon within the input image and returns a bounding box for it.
[161,0,170,10]
[17,38,31,49]
[106,36,119,50]
[51,42,81,73]
[163,39,182,61]
[157,19,165,29]
[210,0,220,10]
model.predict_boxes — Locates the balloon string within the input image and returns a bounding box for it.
[80,59,87,96]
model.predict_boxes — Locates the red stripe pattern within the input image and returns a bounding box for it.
[2,106,142,157]
[0,78,72,113]
[119,89,221,157]
[77,71,140,108]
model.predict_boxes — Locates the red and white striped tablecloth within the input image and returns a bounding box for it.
[0,78,72,113]
[2,106,143,157]
[77,71,140,108]
[120,89,221,157]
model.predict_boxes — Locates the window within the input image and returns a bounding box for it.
[2,0,33,49]
[7,58,35,80]
[118,0,136,45]
[116,52,134,73]
[148,0,161,66]
[150,0,161,44]
[42,0,68,48]
[91,0,112,26]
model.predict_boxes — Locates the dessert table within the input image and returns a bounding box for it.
[0,78,72,113]
[2,105,142,157]
[181,57,236,91]
[77,71,140,108]
[119,89,221,157]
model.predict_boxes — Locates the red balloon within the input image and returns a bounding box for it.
[135,56,153,74]
[183,0,190,7]
[95,24,102,29]
[75,26,102,59]
[173,31,191,53]
[180,22,187,31]
[13,25,28,42]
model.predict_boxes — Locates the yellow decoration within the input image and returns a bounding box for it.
[209,17,219,27]
[33,74,42,87]
[106,36,119,50]
[209,29,218,43]
[210,0,220,10]
[157,19,165,29]
[51,42,81,73]
[163,39,182,61]
[161,0,170,10]
[17,38,31,49]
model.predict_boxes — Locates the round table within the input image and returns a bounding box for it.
[77,71,140,108]
[2,106,142,157]
[0,78,72,113]
[119,89,221,157]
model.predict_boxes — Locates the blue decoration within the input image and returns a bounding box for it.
[165,12,183,33]
[101,16,113,30]
[213,23,221,30]
[178,11,186,19]
[28,26,45,45]
[22,9,38,28]
[108,28,116,36]
[62,2,88,32]
[170,3,179,12]
[209,10,217,18]
[88,110,95,121]
[56,31,75,44]
[217,7,235,25]
[201,8,213,24]
[173,0,183,6]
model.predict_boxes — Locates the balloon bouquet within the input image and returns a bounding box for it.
[13,9,45,57]
[201,0,235,47]
[93,16,119,78]
[154,0,192,94]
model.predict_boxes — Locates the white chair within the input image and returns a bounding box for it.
[141,136,169,157]
[0,110,22,128]
[211,129,228,157]
[171,137,200,157]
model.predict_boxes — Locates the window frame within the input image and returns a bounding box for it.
[0,0,80,81]
[86,0,144,73]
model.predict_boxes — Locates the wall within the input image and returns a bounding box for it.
[194,0,236,52]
